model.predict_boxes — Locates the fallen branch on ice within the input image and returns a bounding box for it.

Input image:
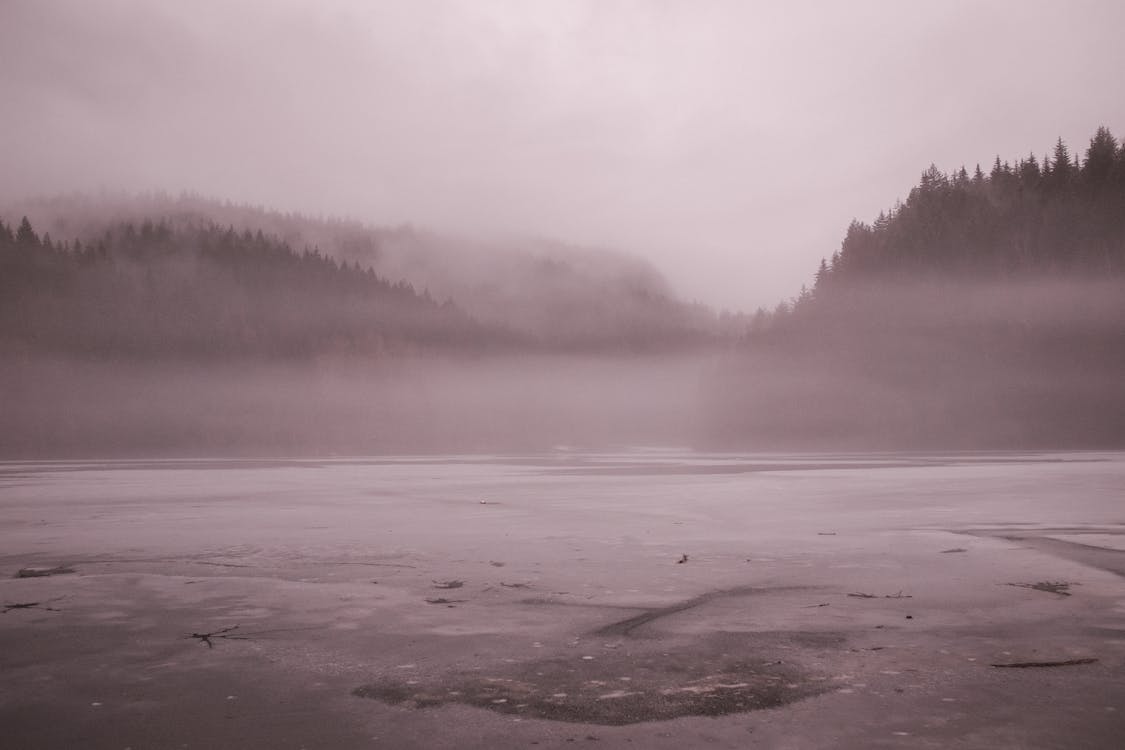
[991,658,1096,668]
[187,625,248,648]
[847,591,913,599]
[3,599,62,613]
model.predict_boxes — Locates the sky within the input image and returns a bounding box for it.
[2,0,1124,310]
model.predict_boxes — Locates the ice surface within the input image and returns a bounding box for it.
[1,451,1124,747]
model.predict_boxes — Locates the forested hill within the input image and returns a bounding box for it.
[0,208,726,358]
[0,217,502,359]
[0,212,719,456]
[709,126,1125,450]
[5,193,730,352]
[822,126,1125,282]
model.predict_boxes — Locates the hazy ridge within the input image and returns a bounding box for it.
[2,192,730,354]
[0,195,722,456]
[2,128,1124,455]
[709,127,1125,450]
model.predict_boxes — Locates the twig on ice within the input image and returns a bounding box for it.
[187,624,247,648]
[992,658,1096,668]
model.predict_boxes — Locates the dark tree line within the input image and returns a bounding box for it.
[17,189,736,353]
[1,198,739,357]
[0,217,506,358]
[711,126,1125,449]
[826,128,1124,278]
[744,126,1125,331]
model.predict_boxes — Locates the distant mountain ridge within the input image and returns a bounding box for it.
[0,214,497,359]
[4,192,726,352]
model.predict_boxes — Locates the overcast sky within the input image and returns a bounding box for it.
[3,0,1124,309]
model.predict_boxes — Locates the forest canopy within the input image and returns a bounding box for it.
[709,126,1125,450]
[0,217,501,359]
[0,210,723,358]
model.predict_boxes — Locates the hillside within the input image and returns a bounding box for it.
[0,216,499,359]
[708,126,1125,449]
[4,193,725,352]
[0,198,722,456]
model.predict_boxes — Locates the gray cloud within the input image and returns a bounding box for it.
[3,0,1124,309]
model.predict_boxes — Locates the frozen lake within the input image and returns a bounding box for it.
[2,451,1124,748]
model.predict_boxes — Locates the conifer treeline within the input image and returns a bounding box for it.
[761,126,1125,330]
[0,218,501,358]
[713,126,1125,449]
[0,211,724,357]
[830,127,1125,278]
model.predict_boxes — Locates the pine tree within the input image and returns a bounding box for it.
[1019,152,1041,185]
[1083,126,1118,183]
[15,217,39,247]
[990,156,1004,180]
[1047,137,1074,187]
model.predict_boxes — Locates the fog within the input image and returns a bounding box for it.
[3,0,1125,308]
[706,278,1125,450]
[4,191,721,350]
[2,5,1124,457]
[0,354,713,458]
[3,276,1121,458]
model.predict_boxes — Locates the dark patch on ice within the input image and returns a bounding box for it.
[1005,580,1076,596]
[961,528,1125,578]
[590,585,793,638]
[15,566,75,578]
[352,631,835,725]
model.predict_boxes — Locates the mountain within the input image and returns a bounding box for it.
[2,192,724,353]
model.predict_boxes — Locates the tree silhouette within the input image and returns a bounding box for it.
[15,217,39,247]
